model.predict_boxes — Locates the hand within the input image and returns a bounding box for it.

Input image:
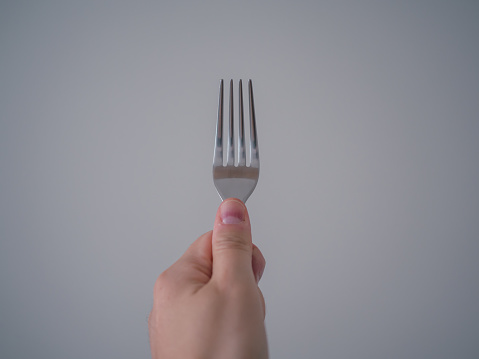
[148,198,268,359]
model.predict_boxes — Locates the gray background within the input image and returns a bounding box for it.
[1,1,478,358]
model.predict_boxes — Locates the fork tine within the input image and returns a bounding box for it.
[248,79,259,168]
[238,80,246,166]
[213,79,224,166]
[227,80,235,166]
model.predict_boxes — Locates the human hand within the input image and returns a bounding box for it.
[148,198,268,359]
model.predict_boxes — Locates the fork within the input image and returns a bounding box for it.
[213,79,259,203]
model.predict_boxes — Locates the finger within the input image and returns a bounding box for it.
[252,244,266,284]
[163,231,213,293]
[258,287,266,319]
[211,198,254,284]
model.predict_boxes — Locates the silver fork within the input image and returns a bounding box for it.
[213,79,259,203]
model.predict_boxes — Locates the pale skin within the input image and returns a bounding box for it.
[148,198,268,359]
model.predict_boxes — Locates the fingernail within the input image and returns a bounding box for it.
[220,199,246,224]
[252,245,266,284]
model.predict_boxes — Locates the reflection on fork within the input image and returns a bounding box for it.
[213,79,259,203]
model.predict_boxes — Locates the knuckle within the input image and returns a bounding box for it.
[153,269,173,297]
[214,232,251,253]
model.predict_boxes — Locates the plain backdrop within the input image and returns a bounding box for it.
[1,1,478,358]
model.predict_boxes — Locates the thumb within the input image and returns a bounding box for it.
[212,198,254,284]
